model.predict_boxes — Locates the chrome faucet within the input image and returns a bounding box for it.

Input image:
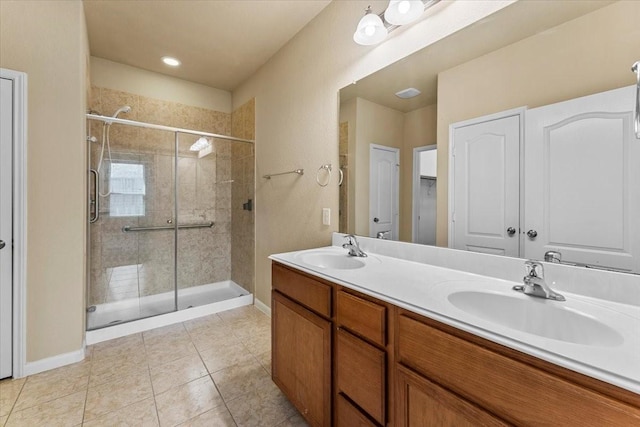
[342,234,367,257]
[513,260,565,301]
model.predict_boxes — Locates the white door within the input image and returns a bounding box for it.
[450,113,521,256]
[0,77,13,379]
[524,85,639,272]
[370,144,399,240]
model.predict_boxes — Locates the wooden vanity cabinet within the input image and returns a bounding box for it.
[272,262,640,427]
[272,263,333,427]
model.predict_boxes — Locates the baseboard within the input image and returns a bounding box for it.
[23,347,85,377]
[254,298,271,317]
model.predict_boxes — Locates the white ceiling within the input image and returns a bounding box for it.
[83,0,332,91]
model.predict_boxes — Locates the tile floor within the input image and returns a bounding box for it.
[0,306,308,427]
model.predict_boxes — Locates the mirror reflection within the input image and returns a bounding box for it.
[339,0,640,273]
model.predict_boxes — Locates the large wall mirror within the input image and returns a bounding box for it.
[339,0,640,273]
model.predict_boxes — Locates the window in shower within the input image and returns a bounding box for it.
[109,162,146,217]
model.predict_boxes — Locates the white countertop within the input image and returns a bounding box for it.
[270,244,640,395]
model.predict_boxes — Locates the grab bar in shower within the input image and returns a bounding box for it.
[89,169,99,223]
[122,221,214,233]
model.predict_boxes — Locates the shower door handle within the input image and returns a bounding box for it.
[90,169,99,223]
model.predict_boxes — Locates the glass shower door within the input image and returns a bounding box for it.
[87,120,177,330]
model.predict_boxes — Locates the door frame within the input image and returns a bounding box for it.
[412,144,437,243]
[447,106,526,251]
[1,68,28,378]
[369,143,399,239]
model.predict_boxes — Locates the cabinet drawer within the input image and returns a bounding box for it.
[397,314,640,426]
[336,394,377,427]
[272,263,332,317]
[336,328,386,425]
[337,290,386,347]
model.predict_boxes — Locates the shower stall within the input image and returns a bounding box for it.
[85,101,255,332]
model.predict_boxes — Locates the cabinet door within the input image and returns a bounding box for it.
[396,365,508,427]
[272,291,332,427]
[336,394,377,427]
[450,113,521,257]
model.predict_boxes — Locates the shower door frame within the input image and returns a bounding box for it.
[85,113,254,330]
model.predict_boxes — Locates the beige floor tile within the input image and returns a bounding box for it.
[189,325,242,354]
[231,319,271,342]
[176,405,236,427]
[241,333,271,357]
[82,397,159,427]
[155,376,225,427]
[0,414,8,426]
[276,413,309,427]
[84,370,154,421]
[256,350,272,375]
[183,314,224,333]
[226,387,296,427]
[198,341,255,374]
[210,360,271,402]
[89,350,148,388]
[217,306,264,325]
[91,333,145,361]
[13,363,90,411]
[5,390,85,427]
[149,353,208,395]
[143,323,190,348]
[146,340,199,368]
[0,378,26,417]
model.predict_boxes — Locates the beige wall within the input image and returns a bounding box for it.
[0,0,88,361]
[90,57,232,113]
[401,104,437,241]
[354,98,404,237]
[232,0,515,308]
[435,0,640,246]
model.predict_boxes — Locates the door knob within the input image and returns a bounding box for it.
[527,230,538,239]
[373,217,379,223]
[0,240,5,250]
[507,227,516,236]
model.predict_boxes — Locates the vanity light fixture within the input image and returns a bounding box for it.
[161,56,181,67]
[353,6,388,46]
[353,1,439,46]
[385,0,424,25]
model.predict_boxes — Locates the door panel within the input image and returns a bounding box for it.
[451,115,520,256]
[370,145,399,240]
[524,86,638,271]
[0,77,13,379]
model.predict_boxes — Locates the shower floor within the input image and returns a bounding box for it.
[86,280,251,331]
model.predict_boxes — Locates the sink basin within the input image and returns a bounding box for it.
[446,289,624,347]
[296,251,367,270]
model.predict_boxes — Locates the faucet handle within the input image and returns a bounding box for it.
[525,260,544,278]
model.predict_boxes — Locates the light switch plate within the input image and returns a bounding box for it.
[322,208,330,225]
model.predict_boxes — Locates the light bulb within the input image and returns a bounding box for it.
[398,1,410,14]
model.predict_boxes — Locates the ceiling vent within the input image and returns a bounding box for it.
[395,87,421,99]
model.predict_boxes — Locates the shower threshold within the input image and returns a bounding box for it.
[86,280,252,345]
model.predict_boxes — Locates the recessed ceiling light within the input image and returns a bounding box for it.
[161,56,181,67]
[395,87,421,99]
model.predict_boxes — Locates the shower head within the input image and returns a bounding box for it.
[112,105,131,118]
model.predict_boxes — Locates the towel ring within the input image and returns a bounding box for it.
[316,164,332,187]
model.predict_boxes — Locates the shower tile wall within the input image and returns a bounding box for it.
[339,122,349,234]
[88,87,233,306]
[230,99,255,294]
